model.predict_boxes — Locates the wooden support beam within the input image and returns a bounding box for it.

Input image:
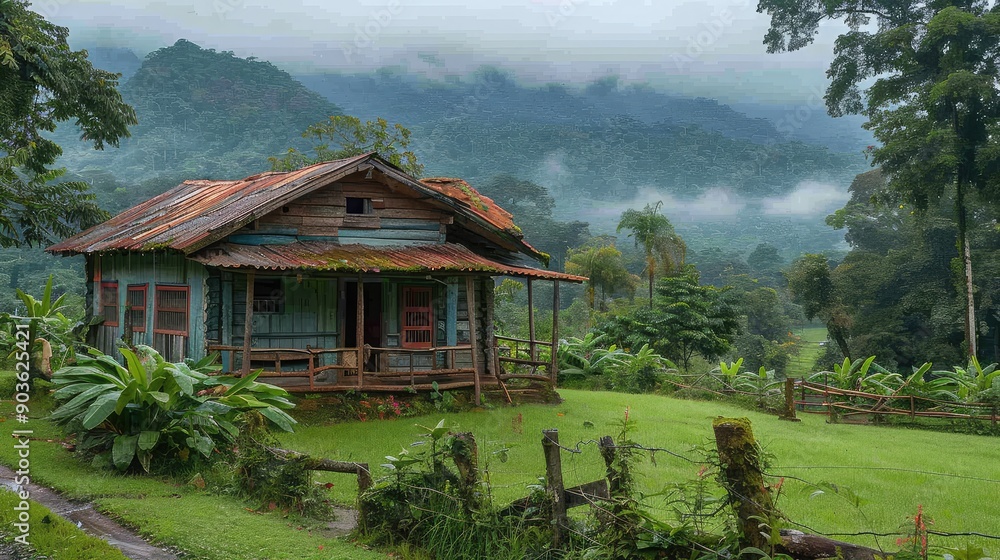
[527,278,535,362]
[466,276,481,406]
[446,278,458,347]
[356,275,364,389]
[781,378,800,422]
[241,271,255,377]
[265,446,371,492]
[542,429,567,548]
[551,280,559,383]
[221,274,233,370]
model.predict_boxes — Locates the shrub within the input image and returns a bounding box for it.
[50,346,296,473]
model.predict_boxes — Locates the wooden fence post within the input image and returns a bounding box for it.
[712,417,778,549]
[780,378,800,422]
[542,429,567,548]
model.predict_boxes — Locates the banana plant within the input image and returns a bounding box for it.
[713,358,744,390]
[733,366,784,403]
[558,333,628,379]
[3,275,77,380]
[50,345,296,472]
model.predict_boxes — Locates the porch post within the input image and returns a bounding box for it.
[527,278,536,362]
[356,274,364,389]
[241,271,255,377]
[446,278,458,347]
[466,276,481,405]
[551,280,559,383]
[221,273,233,370]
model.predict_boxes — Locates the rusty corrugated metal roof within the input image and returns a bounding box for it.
[46,153,546,262]
[47,154,372,255]
[190,242,586,282]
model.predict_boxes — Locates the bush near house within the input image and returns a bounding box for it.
[49,345,297,473]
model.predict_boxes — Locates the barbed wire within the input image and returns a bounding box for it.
[768,465,1000,484]
[541,433,710,465]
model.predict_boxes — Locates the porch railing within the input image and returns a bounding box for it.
[495,335,553,382]
[206,343,478,391]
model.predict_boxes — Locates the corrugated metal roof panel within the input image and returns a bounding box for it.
[47,154,372,254]
[46,154,547,263]
[189,242,586,282]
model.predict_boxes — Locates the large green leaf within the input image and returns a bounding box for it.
[82,392,122,430]
[260,406,297,432]
[222,368,262,396]
[112,434,139,470]
[120,347,148,387]
[137,430,160,451]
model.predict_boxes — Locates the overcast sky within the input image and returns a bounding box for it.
[37,0,849,103]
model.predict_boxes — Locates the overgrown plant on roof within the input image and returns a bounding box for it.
[50,345,296,473]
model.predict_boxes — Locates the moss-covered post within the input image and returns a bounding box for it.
[542,429,567,548]
[712,417,778,549]
[781,378,800,422]
[451,432,481,514]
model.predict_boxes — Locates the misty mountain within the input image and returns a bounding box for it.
[81,45,143,81]
[47,39,867,257]
[54,39,343,190]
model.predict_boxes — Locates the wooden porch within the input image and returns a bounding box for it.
[209,275,562,404]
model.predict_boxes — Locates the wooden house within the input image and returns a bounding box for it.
[47,153,584,401]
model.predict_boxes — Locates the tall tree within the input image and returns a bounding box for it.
[600,272,742,370]
[0,0,136,246]
[616,201,686,307]
[269,115,423,177]
[564,241,635,311]
[758,0,1000,358]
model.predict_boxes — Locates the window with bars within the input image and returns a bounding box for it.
[127,285,147,332]
[402,287,433,349]
[100,282,119,326]
[154,285,189,336]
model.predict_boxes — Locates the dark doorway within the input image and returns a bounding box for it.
[345,281,383,348]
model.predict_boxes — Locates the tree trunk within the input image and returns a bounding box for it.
[956,177,977,359]
[647,255,655,309]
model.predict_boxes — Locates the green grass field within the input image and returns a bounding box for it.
[0,381,385,560]
[283,389,1000,553]
[2,374,997,558]
[0,491,129,560]
[788,326,829,375]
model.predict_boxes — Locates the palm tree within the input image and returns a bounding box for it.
[616,201,686,307]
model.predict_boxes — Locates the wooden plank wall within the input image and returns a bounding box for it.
[95,253,207,362]
[230,177,452,246]
[228,275,340,367]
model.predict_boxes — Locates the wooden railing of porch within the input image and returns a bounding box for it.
[207,344,483,392]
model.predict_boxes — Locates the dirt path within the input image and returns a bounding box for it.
[0,465,179,560]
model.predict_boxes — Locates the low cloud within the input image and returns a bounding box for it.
[760,181,848,216]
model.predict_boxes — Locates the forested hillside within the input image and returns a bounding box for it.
[299,69,867,204]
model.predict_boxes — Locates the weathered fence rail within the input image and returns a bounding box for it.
[793,379,999,424]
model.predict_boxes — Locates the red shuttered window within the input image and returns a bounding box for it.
[100,282,119,326]
[154,285,189,336]
[127,285,147,332]
[402,287,433,349]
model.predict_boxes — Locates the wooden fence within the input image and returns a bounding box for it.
[793,379,1000,425]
